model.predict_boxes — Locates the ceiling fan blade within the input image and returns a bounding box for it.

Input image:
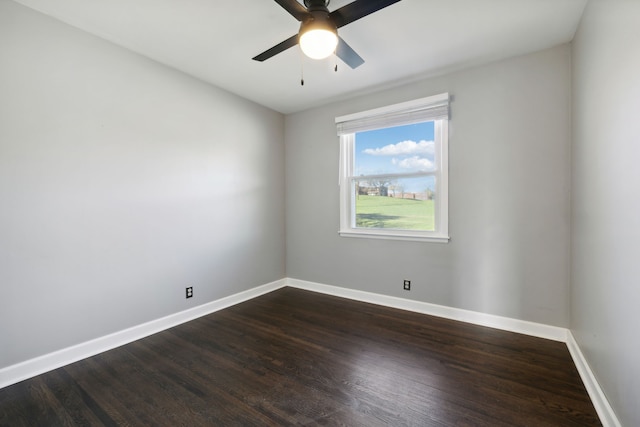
[252,34,299,62]
[330,0,402,28]
[336,37,364,69]
[273,0,309,21]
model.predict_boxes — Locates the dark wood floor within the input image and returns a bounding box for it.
[0,287,600,426]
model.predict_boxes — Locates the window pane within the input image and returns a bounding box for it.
[355,121,436,176]
[354,176,436,231]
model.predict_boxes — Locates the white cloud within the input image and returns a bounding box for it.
[363,140,434,156]
[392,156,434,171]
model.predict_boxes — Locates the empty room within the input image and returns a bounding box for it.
[0,0,638,425]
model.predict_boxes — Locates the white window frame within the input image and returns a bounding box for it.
[336,93,450,243]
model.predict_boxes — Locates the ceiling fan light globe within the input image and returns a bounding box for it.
[300,29,338,60]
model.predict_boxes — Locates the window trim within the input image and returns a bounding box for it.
[337,93,450,243]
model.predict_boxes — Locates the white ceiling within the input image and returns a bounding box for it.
[12,0,587,114]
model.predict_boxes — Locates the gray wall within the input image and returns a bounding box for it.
[0,1,285,369]
[571,1,640,426]
[286,45,572,327]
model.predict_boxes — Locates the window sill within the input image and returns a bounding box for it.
[339,230,450,243]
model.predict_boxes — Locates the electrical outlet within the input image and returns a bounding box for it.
[403,280,411,291]
[186,287,193,298]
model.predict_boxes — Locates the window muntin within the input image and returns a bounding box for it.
[337,94,449,242]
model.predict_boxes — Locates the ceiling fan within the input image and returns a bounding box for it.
[253,0,403,69]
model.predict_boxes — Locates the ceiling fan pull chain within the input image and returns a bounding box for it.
[300,49,305,86]
[334,50,338,72]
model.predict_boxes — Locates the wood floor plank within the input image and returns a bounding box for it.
[0,287,601,426]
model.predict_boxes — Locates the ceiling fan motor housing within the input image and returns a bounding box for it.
[299,12,337,38]
[299,0,336,38]
[304,0,331,12]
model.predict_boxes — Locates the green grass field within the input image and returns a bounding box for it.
[355,195,434,231]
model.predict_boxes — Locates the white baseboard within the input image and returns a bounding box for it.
[566,332,622,427]
[286,278,568,342]
[0,279,286,390]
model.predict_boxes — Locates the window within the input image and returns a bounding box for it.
[336,93,450,242]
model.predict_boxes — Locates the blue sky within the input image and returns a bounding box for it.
[354,121,435,176]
